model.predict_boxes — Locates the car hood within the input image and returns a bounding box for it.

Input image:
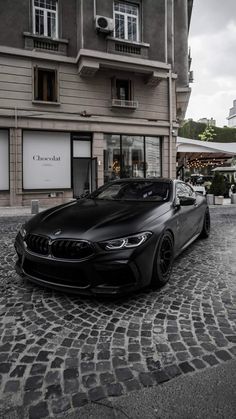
[26,199,170,241]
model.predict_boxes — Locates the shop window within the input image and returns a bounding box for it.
[34,67,57,102]
[104,135,161,182]
[33,0,58,38]
[114,1,139,42]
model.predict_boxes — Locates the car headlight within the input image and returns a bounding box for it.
[101,232,152,250]
[19,224,27,239]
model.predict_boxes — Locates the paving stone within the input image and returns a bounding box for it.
[202,355,219,366]
[23,391,42,405]
[106,382,124,397]
[152,370,170,384]
[82,373,98,389]
[51,396,71,414]
[25,375,44,391]
[4,380,20,393]
[179,362,195,374]
[215,350,232,362]
[30,364,47,376]
[191,359,206,370]
[72,392,88,408]
[10,364,26,378]
[125,378,141,392]
[51,357,64,368]
[164,364,182,379]
[29,401,49,419]
[0,363,11,374]
[115,368,133,382]
[88,386,106,401]
[139,372,155,387]
[100,372,115,385]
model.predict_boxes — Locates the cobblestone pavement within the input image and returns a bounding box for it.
[0,206,236,418]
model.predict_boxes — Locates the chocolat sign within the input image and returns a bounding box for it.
[23,131,71,189]
[0,130,9,190]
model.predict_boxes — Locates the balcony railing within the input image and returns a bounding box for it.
[111,99,138,109]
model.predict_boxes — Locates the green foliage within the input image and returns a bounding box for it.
[198,125,216,141]
[209,172,226,196]
[179,120,236,143]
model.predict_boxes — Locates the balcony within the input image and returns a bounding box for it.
[23,32,68,56]
[77,49,171,85]
[111,99,138,109]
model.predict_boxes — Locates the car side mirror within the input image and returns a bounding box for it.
[179,196,196,206]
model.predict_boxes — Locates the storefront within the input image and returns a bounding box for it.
[0,128,165,207]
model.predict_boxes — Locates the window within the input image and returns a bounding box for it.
[116,79,132,101]
[33,0,58,38]
[114,2,139,42]
[34,67,57,102]
[111,78,138,108]
[176,183,194,198]
[103,135,161,182]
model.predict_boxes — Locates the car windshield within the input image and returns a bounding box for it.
[90,181,170,202]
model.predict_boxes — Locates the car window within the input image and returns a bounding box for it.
[90,181,170,202]
[176,182,194,198]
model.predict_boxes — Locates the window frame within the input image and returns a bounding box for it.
[33,66,58,103]
[33,0,58,38]
[114,1,140,42]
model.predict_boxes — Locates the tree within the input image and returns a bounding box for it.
[198,124,217,142]
[210,172,226,196]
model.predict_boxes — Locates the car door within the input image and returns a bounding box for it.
[175,182,198,249]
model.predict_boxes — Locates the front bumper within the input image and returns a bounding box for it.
[14,233,155,295]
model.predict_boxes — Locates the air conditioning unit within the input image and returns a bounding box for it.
[95,15,114,33]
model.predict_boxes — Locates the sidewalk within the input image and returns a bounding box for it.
[0,199,235,218]
[0,206,45,217]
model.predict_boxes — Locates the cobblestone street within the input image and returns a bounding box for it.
[0,206,236,418]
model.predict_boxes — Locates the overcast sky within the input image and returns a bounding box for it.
[185,0,236,127]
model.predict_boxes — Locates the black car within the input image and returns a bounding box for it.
[15,179,210,296]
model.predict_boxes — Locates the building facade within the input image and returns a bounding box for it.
[227,99,236,128]
[0,0,193,207]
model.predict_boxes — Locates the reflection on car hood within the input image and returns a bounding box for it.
[27,199,170,241]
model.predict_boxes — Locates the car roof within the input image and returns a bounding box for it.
[109,178,173,184]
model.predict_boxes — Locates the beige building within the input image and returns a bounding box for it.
[0,0,193,207]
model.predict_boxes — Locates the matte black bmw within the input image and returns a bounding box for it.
[15,179,210,295]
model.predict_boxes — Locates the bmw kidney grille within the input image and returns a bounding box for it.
[25,234,94,260]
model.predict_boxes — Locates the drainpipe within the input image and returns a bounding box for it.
[168,70,173,179]
[164,0,168,63]
[94,0,97,18]
[81,0,84,49]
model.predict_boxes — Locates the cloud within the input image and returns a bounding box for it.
[186,1,236,126]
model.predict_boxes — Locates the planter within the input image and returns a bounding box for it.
[207,194,214,205]
[214,195,224,205]
[231,193,236,204]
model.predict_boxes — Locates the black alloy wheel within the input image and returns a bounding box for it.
[199,208,211,238]
[151,231,174,289]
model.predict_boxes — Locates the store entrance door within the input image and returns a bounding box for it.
[72,158,97,198]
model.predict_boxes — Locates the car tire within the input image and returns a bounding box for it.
[199,208,210,239]
[151,231,174,289]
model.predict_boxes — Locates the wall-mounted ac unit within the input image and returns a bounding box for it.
[95,15,114,33]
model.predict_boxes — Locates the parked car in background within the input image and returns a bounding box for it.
[15,179,210,296]
[192,185,206,196]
